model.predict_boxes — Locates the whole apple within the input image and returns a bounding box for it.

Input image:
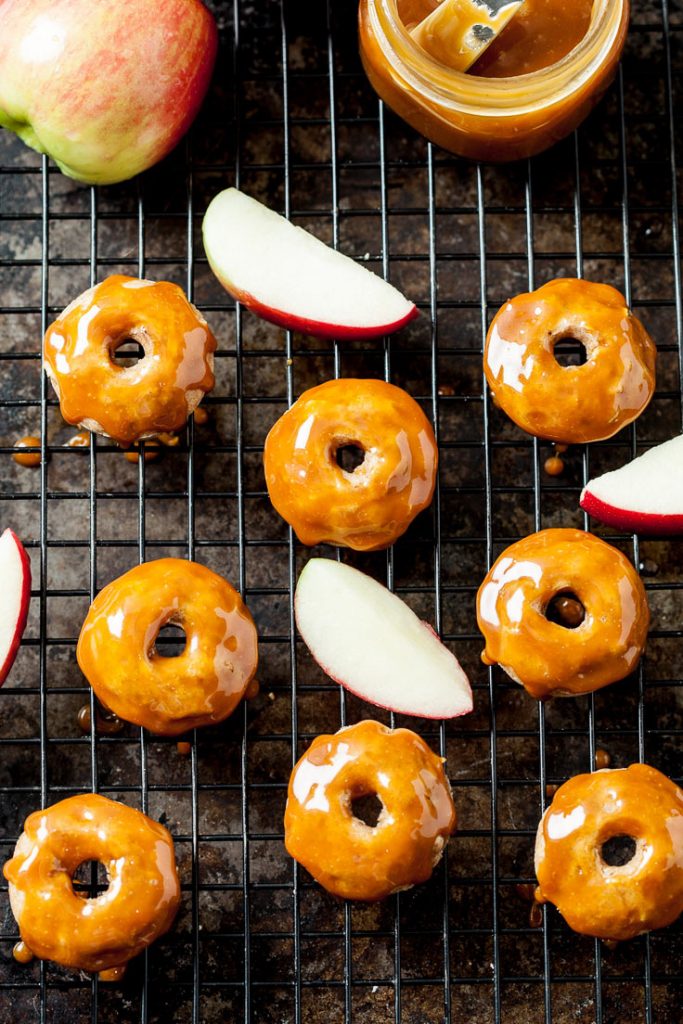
[0,0,217,185]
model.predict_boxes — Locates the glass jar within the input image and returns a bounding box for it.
[358,0,630,162]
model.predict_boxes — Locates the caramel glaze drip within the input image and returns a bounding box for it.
[13,941,34,964]
[13,436,41,468]
[544,455,564,477]
[176,741,192,757]
[77,704,125,736]
[245,678,260,700]
[595,748,612,770]
[99,965,126,983]
[124,440,161,464]
[67,431,91,449]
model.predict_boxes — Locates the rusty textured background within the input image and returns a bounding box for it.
[0,1,681,1021]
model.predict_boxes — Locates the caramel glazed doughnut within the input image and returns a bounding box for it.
[284,720,456,901]
[43,274,216,446]
[263,378,438,551]
[3,794,180,973]
[535,764,683,941]
[77,559,258,736]
[476,528,649,699]
[484,278,657,443]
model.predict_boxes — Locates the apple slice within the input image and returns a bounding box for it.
[0,529,31,686]
[580,435,683,535]
[295,558,473,719]
[202,188,418,340]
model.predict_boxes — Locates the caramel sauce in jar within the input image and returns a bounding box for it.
[471,0,595,78]
[359,0,629,161]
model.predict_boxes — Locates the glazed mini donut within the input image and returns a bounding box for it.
[77,558,258,736]
[284,719,455,900]
[263,378,438,550]
[44,275,216,446]
[535,764,683,941]
[3,793,180,974]
[484,278,656,443]
[476,528,649,699]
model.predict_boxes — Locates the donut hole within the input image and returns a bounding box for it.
[552,335,588,368]
[601,834,637,867]
[545,591,586,629]
[111,339,146,368]
[72,860,109,900]
[154,623,187,659]
[351,791,384,828]
[335,443,366,474]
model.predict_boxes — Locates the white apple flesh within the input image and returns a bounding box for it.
[580,434,683,535]
[0,529,31,686]
[202,188,418,340]
[295,558,473,719]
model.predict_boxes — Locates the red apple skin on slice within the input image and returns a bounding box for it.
[294,558,473,720]
[580,491,683,535]
[226,284,419,342]
[202,188,418,341]
[580,434,683,536]
[0,528,32,686]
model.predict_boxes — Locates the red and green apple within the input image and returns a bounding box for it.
[0,0,217,185]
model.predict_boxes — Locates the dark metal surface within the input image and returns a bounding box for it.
[0,0,682,1021]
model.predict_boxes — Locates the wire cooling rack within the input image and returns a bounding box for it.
[0,0,682,1021]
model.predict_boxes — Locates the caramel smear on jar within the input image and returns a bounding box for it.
[13,436,42,468]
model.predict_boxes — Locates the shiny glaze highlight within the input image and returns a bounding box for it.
[535,765,683,941]
[284,720,456,901]
[476,528,649,699]
[77,559,258,736]
[3,793,180,973]
[484,279,656,443]
[44,275,216,446]
[263,378,438,551]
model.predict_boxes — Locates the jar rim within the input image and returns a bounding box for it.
[369,0,626,115]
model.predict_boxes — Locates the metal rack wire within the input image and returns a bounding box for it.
[0,0,681,1021]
